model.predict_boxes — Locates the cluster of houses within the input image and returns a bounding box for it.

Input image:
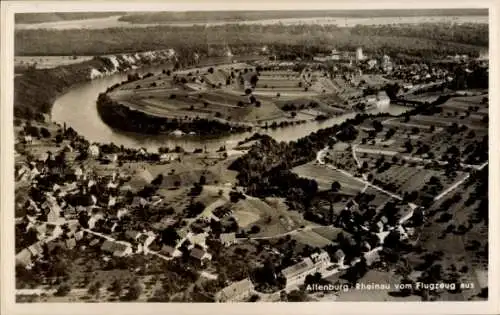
[389,63,450,86]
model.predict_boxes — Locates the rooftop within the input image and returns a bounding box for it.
[281,258,314,279]
[217,278,254,301]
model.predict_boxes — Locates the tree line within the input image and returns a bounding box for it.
[16,23,486,58]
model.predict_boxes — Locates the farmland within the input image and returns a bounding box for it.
[292,162,365,194]
[15,56,94,71]
[101,61,351,136]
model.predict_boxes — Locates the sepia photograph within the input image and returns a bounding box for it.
[1,1,499,314]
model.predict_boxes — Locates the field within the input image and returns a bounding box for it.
[231,197,312,237]
[14,56,94,71]
[292,162,365,194]
[291,230,333,248]
[107,62,347,129]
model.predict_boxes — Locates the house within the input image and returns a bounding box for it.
[65,238,77,250]
[159,153,180,162]
[131,197,148,208]
[34,224,47,240]
[43,201,62,223]
[89,239,101,247]
[24,135,33,144]
[367,59,378,69]
[282,251,331,289]
[376,221,385,233]
[220,232,236,247]
[108,196,117,208]
[74,230,84,241]
[65,220,80,234]
[88,144,100,158]
[334,249,346,266]
[397,225,409,240]
[16,164,31,182]
[380,216,389,225]
[62,182,79,194]
[100,240,133,257]
[135,243,143,254]
[16,249,33,268]
[27,242,44,258]
[139,232,156,248]
[45,224,63,240]
[137,148,148,156]
[189,247,212,265]
[116,208,129,220]
[364,248,381,266]
[73,166,83,180]
[125,230,142,241]
[375,91,391,108]
[107,181,118,190]
[282,258,315,288]
[88,213,104,229]
[63,205,78,220]
[187,232,208,250]
[215,278,255,302]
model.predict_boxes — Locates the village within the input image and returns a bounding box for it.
[12,19,489,302]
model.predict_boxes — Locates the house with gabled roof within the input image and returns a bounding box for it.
[27,242,44,258]
[65,238,77,250]
[125,230,142,241]
[16,248,34,268]
[220,232,236,247]
[215,278,255,302]
[101,240,133,257]
[187,232,209,250]
[189,247,212,265]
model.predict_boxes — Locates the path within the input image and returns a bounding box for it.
[351,144,362,169]
[238,224,321,241]
[434,161,488,201]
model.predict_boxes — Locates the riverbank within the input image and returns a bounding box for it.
[96,92,252,137]
[14,49,176,120]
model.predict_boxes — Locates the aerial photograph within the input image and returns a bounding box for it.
[12,8,489,303]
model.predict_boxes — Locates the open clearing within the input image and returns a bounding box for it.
[292,162,365,194]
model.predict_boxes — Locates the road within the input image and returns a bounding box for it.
[434,161,488,201]
[238,224,321,241]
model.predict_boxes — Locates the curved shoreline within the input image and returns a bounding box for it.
[14,49,176,120]
[96,92,252,137]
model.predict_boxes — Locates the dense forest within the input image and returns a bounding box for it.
[15,23,487,58]
[118,9,487,24]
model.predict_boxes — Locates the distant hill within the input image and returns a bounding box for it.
[118,9,488,24]
[15,12,126,24]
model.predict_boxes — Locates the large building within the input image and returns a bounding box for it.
[281,251,331,289]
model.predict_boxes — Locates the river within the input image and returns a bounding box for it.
[51,64,410,152]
